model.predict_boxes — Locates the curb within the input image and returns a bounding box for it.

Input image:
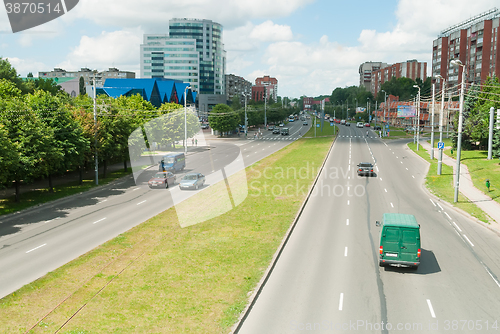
[230,133,338,333]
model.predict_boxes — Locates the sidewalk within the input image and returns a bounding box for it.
[419,140,500,227]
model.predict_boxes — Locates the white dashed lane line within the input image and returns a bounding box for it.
[339,293,344,311]
[390,203,394,208]
[346,219,349,226]
[93,217,107,225]
[344,247,348,257]
[437,203,444,211]
[26,243,47,254]
[430,198,436,206]
[463,235,474,247]
[452,221,462,232]
[444,212,452,220]
[137,200,147,205]
[427,299,436,318]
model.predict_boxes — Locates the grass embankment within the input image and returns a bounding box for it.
[444,149,500,205]
[408,143,490,223]
[0,169,132,216]
[0,135,334,333]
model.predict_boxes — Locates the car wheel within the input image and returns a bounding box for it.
[379,261,385,267]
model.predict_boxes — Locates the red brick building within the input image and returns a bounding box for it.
[371,60,427,97]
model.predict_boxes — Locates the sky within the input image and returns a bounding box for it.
[0,0,499,98]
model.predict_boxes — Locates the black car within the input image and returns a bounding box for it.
[357,162,374,176]
[374,125,381,130]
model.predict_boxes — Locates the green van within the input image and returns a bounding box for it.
[376,213,421,268]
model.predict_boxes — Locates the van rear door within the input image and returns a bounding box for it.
[383,227,401,259]
[399,228,419,262]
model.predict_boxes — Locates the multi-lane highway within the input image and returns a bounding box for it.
[0,120,309,298]
[236,123,500,333]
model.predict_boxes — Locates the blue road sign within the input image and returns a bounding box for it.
[437,141,445,149]
[387,129,390,132]
[385,124,389,128]
[330,122,334,126]
[317,124,320,127]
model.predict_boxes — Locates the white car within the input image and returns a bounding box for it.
[356,122,364,128]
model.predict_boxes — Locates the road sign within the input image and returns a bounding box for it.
[437,141,445,149]
[330,122,334,126]
[387,129,390,132]
[385,124,389,128]
[316,124,320,127]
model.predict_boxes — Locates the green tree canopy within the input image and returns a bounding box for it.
[209,104,239,136]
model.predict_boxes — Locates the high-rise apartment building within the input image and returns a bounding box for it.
[140,18,226,95]
[39,67,135,87]
[371,60,427,96]
[432,8,500,91]
[358,62,388,92]
[226,74,252,105]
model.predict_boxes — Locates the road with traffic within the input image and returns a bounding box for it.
[236,123,500,333]
[0,120,310,298]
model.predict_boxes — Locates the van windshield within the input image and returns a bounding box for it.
[163,157,175,164]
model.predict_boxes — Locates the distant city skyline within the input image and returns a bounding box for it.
[1,0,498,98]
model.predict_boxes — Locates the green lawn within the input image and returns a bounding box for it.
[443,150,500,205]
[0,136,334,333]
[408,143,491,223]
[0,169,132,216]
[304,121,337,137]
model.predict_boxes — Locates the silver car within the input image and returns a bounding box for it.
[179,172,205,190]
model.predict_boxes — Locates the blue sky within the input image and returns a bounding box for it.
[0,0,498,98]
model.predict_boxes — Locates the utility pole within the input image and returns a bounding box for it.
[436,75,445,175]
[430,83,435,159]
[93,71,98,185]
[264,88,267,127]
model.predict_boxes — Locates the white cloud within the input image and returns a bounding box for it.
[4,57,47,77]
[249,21,293,42]
[56,28,143,73]
[71,0,314,31]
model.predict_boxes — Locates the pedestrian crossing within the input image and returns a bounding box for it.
[251,137,296,141]
[339,135,379,138]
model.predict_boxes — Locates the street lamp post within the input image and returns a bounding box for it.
[413,85,421,150]
[92,71,98,185]
[184,85,192,155]
[242,92,250,138]
[436,75,446,175]
[430,83,436,159]
[381,90,387,136]
[451,59,466,203]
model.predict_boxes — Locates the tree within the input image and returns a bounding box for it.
[0,57,28,94]
[231,95,241,111]
[0,124,17,185]
[209,104,239,136]
[79,76,86,95]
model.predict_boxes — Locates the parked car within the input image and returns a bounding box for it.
[357,162,374,176]
[148,172,176,189]
[376,213,421,268]
[374,125,382,130]
[356,122,364,128]
[179,172,205,190]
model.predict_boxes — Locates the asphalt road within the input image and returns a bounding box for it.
[0,119,310,299]
[236,124,500,333]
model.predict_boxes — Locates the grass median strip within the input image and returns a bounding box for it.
[408,143,490,223]
[0,135,334,333]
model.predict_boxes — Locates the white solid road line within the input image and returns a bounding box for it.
[93,217,107,224]
[427,299,436,318]
[452,221,462,232]
[137,200,147,205]
[26,243,47,254]
[430,198,436,206]
[339,293,344,311]
[437,203,444,211]
[346,219,349,225]
[344,247,348,257]
[463,234,474,247]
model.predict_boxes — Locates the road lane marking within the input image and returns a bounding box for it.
[427,299,436,318]
[430,198,436,206]
[390,203,394,208]
[384,188,387,192]
[348,165,350,171]
[406,167,408,170]
[132,187,140,191]
[436,203,444,211]
[444,212,451,220]
[346,219,349,225]
[137,200,147,205]
[452,221,462,232]
[26,243,47,254]
[347,200,350,205]
[379,177,382,181]
[463,234,474,247]
[93,217,107,224]
[485,267,500,289]
[344,247,348,257]
[412,175,415,178]
[376,166,379,172]
[339,293,344,311]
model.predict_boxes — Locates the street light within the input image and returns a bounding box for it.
[413,85,421,150]
[450,59,466,203]
[242,92,250,138]
[436,75,446,175]
[184,85,192,155]
[381,89,387,136]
